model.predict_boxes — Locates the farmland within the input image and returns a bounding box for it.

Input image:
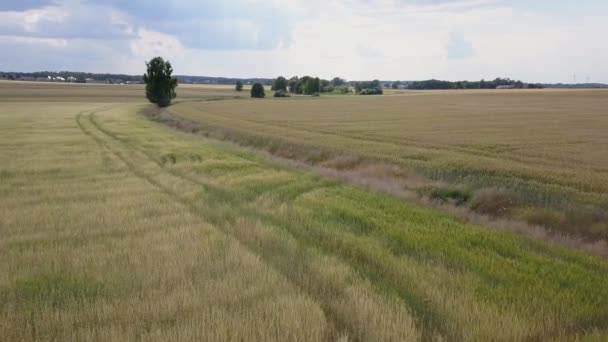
[1,81,608,340]
[169,90,608,242]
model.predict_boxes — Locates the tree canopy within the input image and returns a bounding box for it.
[354,80,382,95]
[331,77,345,86]
[235,81,243,91]
[143,57,178,107]
[251,83,265,98]
[272,76,288,92]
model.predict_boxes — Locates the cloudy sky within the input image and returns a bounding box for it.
[0,0,606,82]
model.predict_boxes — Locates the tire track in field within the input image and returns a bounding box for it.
[85,108,456,341]
[140,106,608,340]
[76,107,406,341]
[143,106,521,340]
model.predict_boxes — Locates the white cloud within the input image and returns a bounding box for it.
[0,1,134,40]
[130,29,185,60]
[21,6,68,32]
[0,34,67,47]
[272,0,608,82]
[0,0,607,83]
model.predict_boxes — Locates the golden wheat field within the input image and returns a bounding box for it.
[170,89,608,241]
[1,81,608,341]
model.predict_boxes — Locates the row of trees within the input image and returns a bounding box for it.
[266,76,381,96]
[239,76,543,99]
[354,80,383,95]
[409,78,543,90]
[142,57,546,107]
[234,76,384,98]
[280,76,349,95]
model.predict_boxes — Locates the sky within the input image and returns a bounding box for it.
[0,0,607,83]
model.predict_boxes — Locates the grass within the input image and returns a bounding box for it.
[1,83,608,340]
[168,90,608,240]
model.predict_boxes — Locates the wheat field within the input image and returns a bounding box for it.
[1,82,608,341]
[170,89,608,241]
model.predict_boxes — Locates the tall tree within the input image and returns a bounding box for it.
[143,57,178,107]
[235,81,243,91]
[272,76,288,92]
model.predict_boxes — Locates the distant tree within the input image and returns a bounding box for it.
[358,88,383,95]
[143,57,178,107]
[235,81,243,91]
[331,77,345,86]
[272,76,288,92]
[273,90,290,97]
[391,81,402,89]
[527,83,544,89]
[288,76,299,93]
[312,77,321,94]
[336,85,350,94]
[354,82,362,94]
[354,80,383,95]
[299,76,312,94]
[251,83,265,98]
[300,77,321,95]
[322,85,335,93]
[294,76,319,95]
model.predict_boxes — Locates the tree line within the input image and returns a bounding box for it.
[242,76,385,97]
[278,76,350,95]
[407,78,544,90]
[21,57,551,108]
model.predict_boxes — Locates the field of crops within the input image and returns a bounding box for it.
[170,90,608,241]
[1,82,608,340]
[0,81,247,103]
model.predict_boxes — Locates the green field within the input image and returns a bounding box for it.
[169,90,608,241]
[1,82,608,340]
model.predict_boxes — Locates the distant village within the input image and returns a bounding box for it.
[0,71,269,86]
[0,75,143,85]
[0,72,144,85]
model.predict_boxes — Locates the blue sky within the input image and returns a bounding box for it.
[0,0,606,82]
